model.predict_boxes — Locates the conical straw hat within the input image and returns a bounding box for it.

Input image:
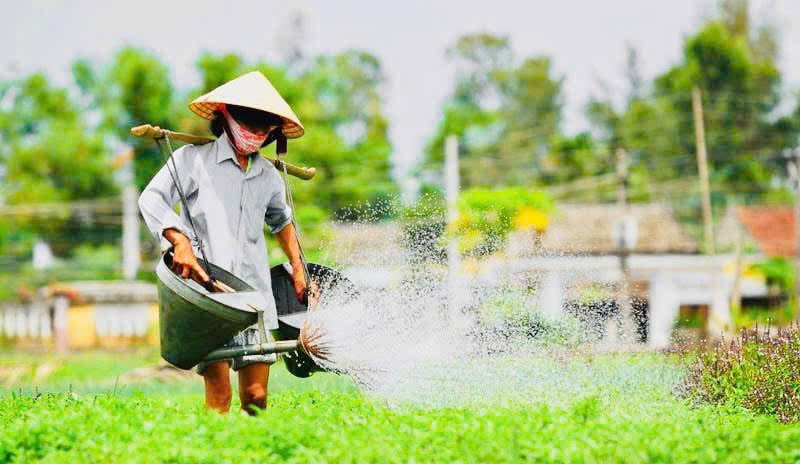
[189,71,304,139]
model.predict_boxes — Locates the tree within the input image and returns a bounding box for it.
[0,73,117,256]
[292,50,396,218]
[654,17,791,191]
[0,74,116,203]
[110,48,176,191]
[587,0,799,200]
[196,52,244,93]
[543,132,602,183]
[424,33,564,189]
[497,56,563,185]
[74,47,176,191]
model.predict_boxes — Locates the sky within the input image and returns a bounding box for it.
[3,0,800,196]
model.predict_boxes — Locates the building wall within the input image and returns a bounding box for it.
[1,302,159,350]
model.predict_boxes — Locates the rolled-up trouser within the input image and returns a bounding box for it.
[195,325,277,375]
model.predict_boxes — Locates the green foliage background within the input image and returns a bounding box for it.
[2,0,800,286]
[0,46,397,269]
[422,0,800,208]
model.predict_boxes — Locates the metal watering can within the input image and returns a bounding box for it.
[156,252,356,377]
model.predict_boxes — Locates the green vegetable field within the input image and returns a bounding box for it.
[2,350,800,463]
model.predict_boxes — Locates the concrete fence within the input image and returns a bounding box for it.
[1,281,158,350]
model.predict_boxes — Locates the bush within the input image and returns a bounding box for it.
[681,325,800,423]
[454,187,554,255]
[752,257,795,295]
[734,305,791,329]
[399,188,555,260]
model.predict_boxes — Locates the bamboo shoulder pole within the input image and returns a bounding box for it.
[130,124,316,180]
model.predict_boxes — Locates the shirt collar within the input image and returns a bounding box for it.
[215,131,236,164]
[215,131,264,179]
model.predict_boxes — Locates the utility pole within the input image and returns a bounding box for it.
[692,87,715,255]
[445,135,462,320]
[693,87,730,335]
[615,148,636,342]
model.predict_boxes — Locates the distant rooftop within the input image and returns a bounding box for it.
[535,203,698,255]
[735,206,794,257]
[329,203,698,260]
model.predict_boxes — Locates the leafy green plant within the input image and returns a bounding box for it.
[681,325,800,423]
[1,353,800,462]
[752,257,795,295]
[733,305,791,329]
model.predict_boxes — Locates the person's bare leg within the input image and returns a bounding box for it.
[238,363,269,415]
[202,361,232,413]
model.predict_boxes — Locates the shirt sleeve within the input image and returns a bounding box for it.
[137,145,199,249]
[264,176,293,234]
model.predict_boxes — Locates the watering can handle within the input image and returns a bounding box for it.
[164,248,234,293]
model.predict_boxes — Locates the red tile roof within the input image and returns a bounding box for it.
[738,207,795,257]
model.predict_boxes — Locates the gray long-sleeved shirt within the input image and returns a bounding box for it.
[138,132,292,299]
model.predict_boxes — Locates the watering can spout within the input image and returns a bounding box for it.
[203,339,302,363]
[202,317,328,364]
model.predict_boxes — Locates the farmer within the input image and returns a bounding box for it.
[138,71,307,414]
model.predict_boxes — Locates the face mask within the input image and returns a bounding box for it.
[221,106,270,155]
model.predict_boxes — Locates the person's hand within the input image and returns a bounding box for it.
[291,262,320,307]
[170,234,209,284]
[291,262,308,303]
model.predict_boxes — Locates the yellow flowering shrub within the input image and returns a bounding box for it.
[450,187,555,255]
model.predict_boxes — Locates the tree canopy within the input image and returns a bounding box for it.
[423,0,800,205]
[587,0,799,201]
[424,33,564,188]
[0,45,398,260]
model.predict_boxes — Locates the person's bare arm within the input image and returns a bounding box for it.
[163,228,209,284]
[275,224,308,302]
[138,145,207,285]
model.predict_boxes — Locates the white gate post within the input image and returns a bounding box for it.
[648,272,679,349]
[539,271,564,318]
[122,184,141,281]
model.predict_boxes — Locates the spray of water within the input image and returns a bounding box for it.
[301,205,683,410]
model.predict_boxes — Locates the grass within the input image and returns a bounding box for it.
[2,349,800,463]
